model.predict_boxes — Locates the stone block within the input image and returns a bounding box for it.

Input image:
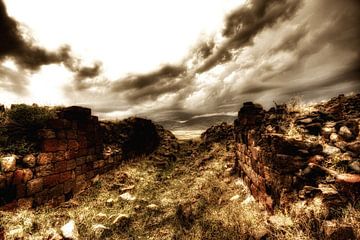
[60,106,91,121]
[54,161,67,173]
[27,178,43,195]
[68,140,80,151]
[53,151,66,162]
[13,169,33,185]
[75,157,86,166]
[35,164,53,177]
[42,139,68,152]
[60,171,73,183]
[37,153,53,165]
[44,174,60,187]
[66,160,76,170]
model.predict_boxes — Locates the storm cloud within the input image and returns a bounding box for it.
[1,0,359,122]
[0,0,101,93]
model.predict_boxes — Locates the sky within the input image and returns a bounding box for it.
[0,0,359,121]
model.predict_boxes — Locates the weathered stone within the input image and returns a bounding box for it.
[61,106,91,121]
[54,161,67,173]
[37,153,53,165]
[330,133,341,143]
[349,161,360,174]
[308,155,324,164]
[53,151,66,162]
[61,220,79,240]
[322,127,335,138]
[13,169,33,184]
[0,155,17,172]
[22,154,36,167]
[272,154,307,173]
[68,140,80,151]
[44,174,60,187]
[323,144,341,155]
[35,164,53,177]
[338,126,354,141]
[67,160,77,171]
[346,141,360,154]
[27,178,43,195]
[42,139,68,152]
[60,171,73,183]
[111,214,131,230]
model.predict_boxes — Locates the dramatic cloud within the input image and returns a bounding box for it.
[1,0,359,123]
[196,0,303,73]
[0,0,101,93]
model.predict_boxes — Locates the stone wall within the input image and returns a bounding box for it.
[234,97,360,212]
[0,106,122,208]
[234,102,325,211]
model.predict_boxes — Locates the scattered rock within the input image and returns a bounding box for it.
[147,203,159,210]
[230,194,240,201]
[268,215,293,228]
[330,133,341,143]
[338,126,353,141]
[346,141,360,154]
[119,192,136,201]
[349,161,360,173]
[106,198,116,207]
[61,220,79,240]
[111,214,131,230]
[323,145,341,155]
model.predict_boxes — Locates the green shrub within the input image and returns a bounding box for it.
[0,104,59,155]
[7,104,57,128]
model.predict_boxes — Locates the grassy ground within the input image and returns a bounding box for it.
[0,139,359,239]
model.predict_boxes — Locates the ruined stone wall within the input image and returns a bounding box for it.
[0,107,122,208]
[234,102,324,211]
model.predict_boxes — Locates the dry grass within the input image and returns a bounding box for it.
[1,140,359,239]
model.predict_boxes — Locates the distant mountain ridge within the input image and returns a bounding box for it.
[157,115,237,131]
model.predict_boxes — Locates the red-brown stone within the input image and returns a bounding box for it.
[13,169,33,185]
[37,153,53,165]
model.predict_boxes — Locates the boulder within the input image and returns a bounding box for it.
[22,154,36,167]
[0,155,17,172]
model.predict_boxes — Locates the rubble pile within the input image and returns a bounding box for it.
[233,94,360,212]
[200,122,234,146]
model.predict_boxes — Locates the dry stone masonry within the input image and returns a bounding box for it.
[234,94,360,211]
[0,106,123,208]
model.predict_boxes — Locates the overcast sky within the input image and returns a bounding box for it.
[0,0,359,121]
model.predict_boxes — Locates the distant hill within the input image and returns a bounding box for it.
[157,115,237,131]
